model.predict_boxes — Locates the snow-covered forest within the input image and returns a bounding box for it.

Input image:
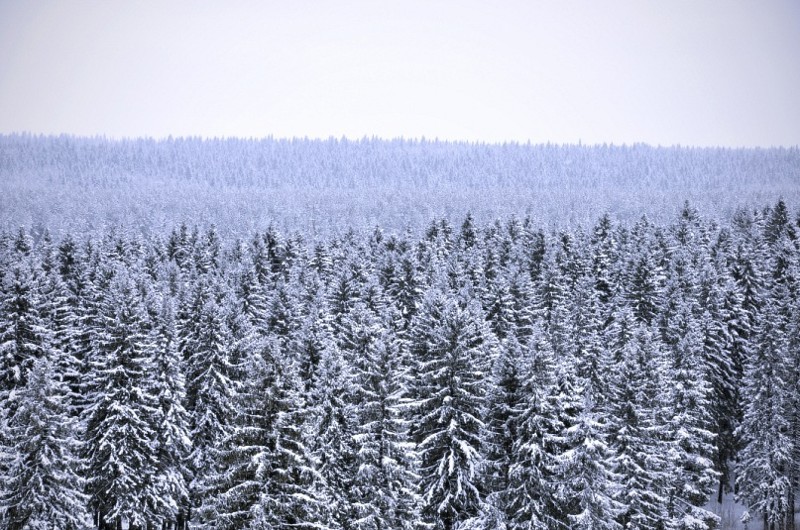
[1,194,799,529]
[1,136,799,529]
[2,135,799,234]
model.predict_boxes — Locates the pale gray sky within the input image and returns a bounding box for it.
[1,0,799,146]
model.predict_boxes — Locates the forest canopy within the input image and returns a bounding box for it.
[1,136,799,529]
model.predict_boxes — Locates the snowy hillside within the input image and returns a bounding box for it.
[2,135,799,235]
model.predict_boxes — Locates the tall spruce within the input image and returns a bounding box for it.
[410,285,496,530]
[82,270,162,530]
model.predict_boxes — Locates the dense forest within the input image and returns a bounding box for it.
[1,200,799,529]
[2,135,799,234]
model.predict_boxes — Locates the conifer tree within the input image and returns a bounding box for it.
[550,394,623,530]
[507,326,559,530]
[482,334,527,523]
[150,296,192,528]
[309,334,359,529]
[736,270,795,529]
[607,316,671,528]
[249,346,323,530]
[410,287,495,530]
[0,261,46,400]
[338,302,419,529]
[198,337,304,529]
[83,270,162,530]
[663,309,720,530]
[0,350,91,529]
[183,283,237,520]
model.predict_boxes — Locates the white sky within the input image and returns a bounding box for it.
[1,0,799,146]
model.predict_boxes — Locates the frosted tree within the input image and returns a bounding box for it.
[550,394,623,530]
[662,308,720,530]
[82,270,162,530]
[383,239,422,327]
[696,254,741,502]
[507,326,559,529]
[198,337,307,529]
[0,261,46,402]
[590,213,620,306]
[736,244,796,530]
[410,286,496,530]
[543,338,622,530]
[309,334,358,529]
[39,268,84,416]
[338,302,419,530]
[183,281,237,520]
[483,274,517,340]
[570,273,611,405]
[249,348,323,530]
[481,334,528,524]
[149,296,192,529]
[0,351,90,529]
[606,314,671,528]
[623,217,663,326]
[233,265,269,333]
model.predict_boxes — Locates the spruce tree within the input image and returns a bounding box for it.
[607,316,671,528]
[736,279,795,529]
[183,282,237,522]
[482,334,528,523]
[0,351,90,529]
[82,270,162,530]
[149,296,192,528]
[410,287,495,530]
[340,302,419,530]
[507,326,559,530]
[249,345,323,530]
[309,335,359,530]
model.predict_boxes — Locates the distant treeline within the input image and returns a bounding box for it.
[2,135,798,234]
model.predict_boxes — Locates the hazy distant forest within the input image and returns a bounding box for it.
[1,135,799,530]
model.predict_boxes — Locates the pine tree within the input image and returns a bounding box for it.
[82,270,162,530]
[410,287,495,530]
[0,351,91,529]
[149,296,192,528]
[507,326,559,530]
[607,316,671,529]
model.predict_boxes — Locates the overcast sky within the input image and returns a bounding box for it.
[1,1,798,146]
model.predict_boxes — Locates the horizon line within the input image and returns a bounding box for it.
[1,131,799,150]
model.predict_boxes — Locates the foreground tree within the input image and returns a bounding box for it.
[736,293,794,530]
[82,271,162,529]
[410,286,496,530]
[0,354,90,529]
